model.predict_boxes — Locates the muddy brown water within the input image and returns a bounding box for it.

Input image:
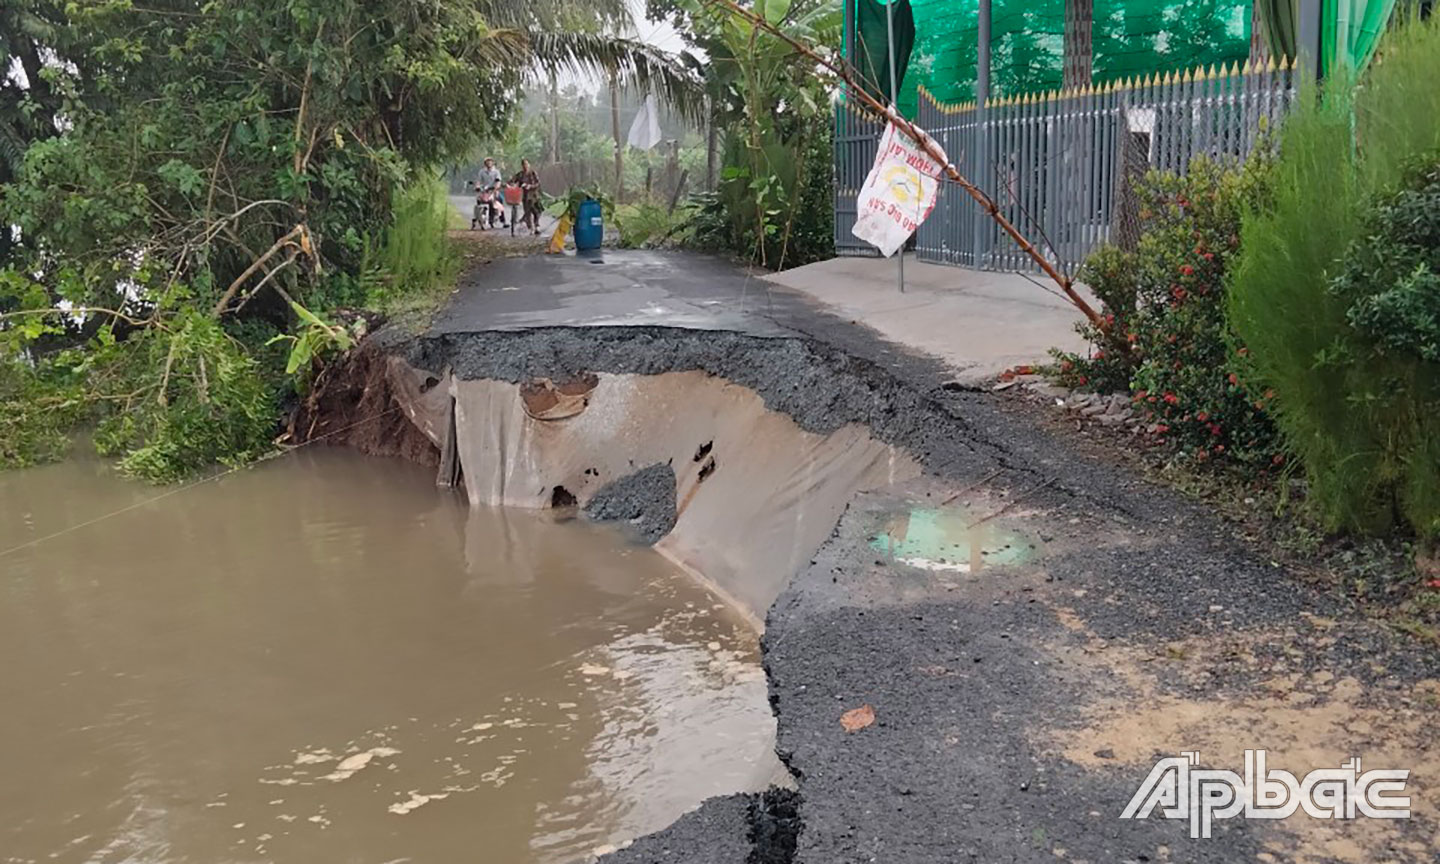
[0,449,780,864]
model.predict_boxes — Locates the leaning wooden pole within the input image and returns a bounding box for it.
[708,0,1103,328]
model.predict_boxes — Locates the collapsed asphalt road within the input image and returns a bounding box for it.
[387,252,1440,863]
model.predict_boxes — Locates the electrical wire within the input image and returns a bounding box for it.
[0,404,405,561]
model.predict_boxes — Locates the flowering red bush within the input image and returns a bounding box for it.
[1052,156,1280,465]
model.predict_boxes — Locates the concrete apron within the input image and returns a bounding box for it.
[387,355,919,627]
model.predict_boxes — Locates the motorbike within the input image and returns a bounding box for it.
[473,185,505,230]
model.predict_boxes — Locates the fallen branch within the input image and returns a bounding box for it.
[233,249,299,314]
[707,0,1103,329]
[211,224,306,316]
[0,306,156,328]
[157,335,179,406]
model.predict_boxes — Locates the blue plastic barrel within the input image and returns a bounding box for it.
[573,198,603,251]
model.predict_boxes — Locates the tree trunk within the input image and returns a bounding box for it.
[706,108,718,191]
[610,75,624,203]
[548,72,560,164]
[1062,0,1093,90]
[1249,0,1271,66]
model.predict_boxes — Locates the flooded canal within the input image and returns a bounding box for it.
[0,449,780,864]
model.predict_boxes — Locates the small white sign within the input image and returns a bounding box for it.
[851,122,947,257]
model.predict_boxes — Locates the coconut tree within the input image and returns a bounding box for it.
[478,0,706,125]
[478,0,705,199]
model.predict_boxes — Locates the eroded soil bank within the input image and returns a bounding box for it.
[310,317,1440,863]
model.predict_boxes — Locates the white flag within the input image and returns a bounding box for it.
[851,122,947,257]
[626,94,663,151]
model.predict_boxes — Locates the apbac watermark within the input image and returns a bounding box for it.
[1121,750,1410,839]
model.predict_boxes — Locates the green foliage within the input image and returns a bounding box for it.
[378,176,460,299]
[678,190,734,250]
[1333,164,1440,362]
[658,0,837,269]
[1229,17,1440,540]
[1054,244,1137,393]
[1249,160,1440,539]
[266,302,358,382]
[1056,156,1280,465]
[90,315,276,483]
[548,184,616,221]
[0,354,86,469]
[0,1,92,244]
[615,201,689,247]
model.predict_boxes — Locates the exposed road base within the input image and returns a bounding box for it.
[329,251,1440,863]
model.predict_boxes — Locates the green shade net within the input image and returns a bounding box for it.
[854,0,917,103]
[1322,0,1397,73]
[1092,0,1253,81]
[862,0,1255,116]
[1258,0,1397,74]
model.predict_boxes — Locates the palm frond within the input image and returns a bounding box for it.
[525,32,707,125]
[788,0,841,46]
[478,0,633,37]
[468,27,531,68]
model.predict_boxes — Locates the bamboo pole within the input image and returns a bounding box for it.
[707,0,1103,329]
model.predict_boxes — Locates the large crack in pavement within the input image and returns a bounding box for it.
[387,309,1440,863]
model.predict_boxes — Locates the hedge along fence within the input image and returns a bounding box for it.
[833,57,1297,271]
[1230,18,1440,543]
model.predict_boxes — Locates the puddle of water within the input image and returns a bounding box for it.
[0,449,779,864]
[869,504,1037,574]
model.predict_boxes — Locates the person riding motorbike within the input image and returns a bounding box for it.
[472,158,505,230]
[475,183,502,230]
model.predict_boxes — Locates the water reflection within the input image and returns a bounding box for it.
[0,449,779,864]
[870,504,1038,574]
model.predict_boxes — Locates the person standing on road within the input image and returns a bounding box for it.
[511,159,542,235]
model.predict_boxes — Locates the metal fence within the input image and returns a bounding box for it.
[834,58,1297,272]
[834,101,886,257]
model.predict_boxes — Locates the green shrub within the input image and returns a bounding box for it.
[1299,161,1440,537]
[1334,164,1440,362]
[92,315,276,483]
[0,357,87,469]
[1054,156,1280,464]
[615,201,689,248]
[1052,244,1138,393]
[1230,18,1440,540]
[685,121,834,270]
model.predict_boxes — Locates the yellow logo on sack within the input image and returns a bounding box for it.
[882,163,923,207]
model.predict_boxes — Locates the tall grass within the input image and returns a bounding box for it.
[1229,17,1440,539]
[381,173,458,296]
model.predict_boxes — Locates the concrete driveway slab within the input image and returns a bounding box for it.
[764,254,1095,382]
